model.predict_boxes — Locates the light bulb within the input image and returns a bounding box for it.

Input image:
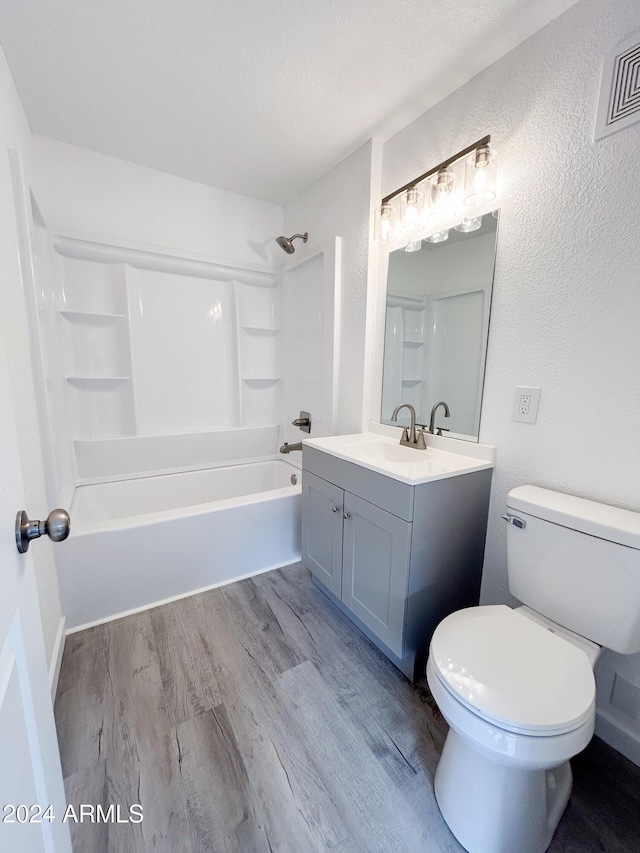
[473,167,487,196]
[404,239,422,253]
[464,145,497,206]
[428,168,459,225]
[376,203,397,243]
[399,187,424,236]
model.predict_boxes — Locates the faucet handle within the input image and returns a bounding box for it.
[416,429,427,450]
[436,427,450,437]
[401,427,409,443]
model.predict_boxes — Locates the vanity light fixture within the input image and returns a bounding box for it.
[376,135,496,246]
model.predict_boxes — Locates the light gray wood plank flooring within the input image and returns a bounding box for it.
[55,562,640,852]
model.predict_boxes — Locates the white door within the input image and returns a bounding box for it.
[0,328,71,849]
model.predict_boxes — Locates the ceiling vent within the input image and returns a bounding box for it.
[595,31,640,140]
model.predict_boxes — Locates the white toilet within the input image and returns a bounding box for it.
[426,485,640,853]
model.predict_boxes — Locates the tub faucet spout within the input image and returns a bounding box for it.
[280,441,302,453]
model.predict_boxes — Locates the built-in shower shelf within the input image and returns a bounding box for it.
[65,376,131,388]
[59,309,126,323]
[401,378,422,386]
[242,378,279,388]
[241,325,279,336]
[403,339,424,347]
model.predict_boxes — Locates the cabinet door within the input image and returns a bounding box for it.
[302,471,344,598]
[342,492,411,658]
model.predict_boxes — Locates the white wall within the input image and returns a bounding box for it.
[30,136,284,268]
[376,0,640,761]
[0,47,64,675]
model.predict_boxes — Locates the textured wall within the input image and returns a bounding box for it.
[0,47,64,672]
[379,0,640,760]
[284,141,374,434]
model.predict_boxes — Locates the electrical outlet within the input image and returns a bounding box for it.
[512,386,540,423]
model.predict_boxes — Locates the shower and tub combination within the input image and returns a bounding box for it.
[27,209,340,631]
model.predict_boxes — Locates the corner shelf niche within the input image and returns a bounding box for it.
[56,253,135,440]
[59,309,126,323]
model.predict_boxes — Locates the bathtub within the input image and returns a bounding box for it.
[57,459,302,631]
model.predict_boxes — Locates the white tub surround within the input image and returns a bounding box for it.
[58,460,301,630]
[46,235,283,483]
[74,425,280,481]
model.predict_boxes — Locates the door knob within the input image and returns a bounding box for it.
[15,508,71,554]
[343,511,351,519]
[332,506,340,513]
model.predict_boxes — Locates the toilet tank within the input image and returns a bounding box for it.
[505,486,640,654]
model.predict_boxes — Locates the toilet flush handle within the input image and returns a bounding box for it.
[501,513,526,529]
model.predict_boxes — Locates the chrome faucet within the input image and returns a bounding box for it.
[391,402,427,449]
[428,401,451,435]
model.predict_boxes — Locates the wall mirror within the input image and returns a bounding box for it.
[380,211,499,441]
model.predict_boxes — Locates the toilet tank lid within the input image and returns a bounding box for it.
[507,486,640,550]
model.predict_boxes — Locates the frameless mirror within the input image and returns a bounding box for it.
[380,211,499,441]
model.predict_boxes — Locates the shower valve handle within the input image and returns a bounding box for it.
[15,508,71,554]
[292,411,311,433]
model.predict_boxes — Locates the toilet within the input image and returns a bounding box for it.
[426,485,640,853]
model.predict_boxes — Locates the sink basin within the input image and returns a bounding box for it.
[303,431,495,485]
[347,440,433,464]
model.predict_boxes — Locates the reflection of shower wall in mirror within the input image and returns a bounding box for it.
[380,211,499,441]
[382,295,427,426]
[424,288,486,436]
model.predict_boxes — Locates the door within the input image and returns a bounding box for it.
[301,471,344,598]
[0,324,71,849]
[341,493,411,658]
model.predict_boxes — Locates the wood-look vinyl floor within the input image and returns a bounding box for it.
[55,562,640,852]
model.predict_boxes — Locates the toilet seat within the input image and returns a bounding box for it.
[429,605,595,736]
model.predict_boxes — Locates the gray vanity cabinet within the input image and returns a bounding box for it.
[303,471,411,656]
[302,444,492,681]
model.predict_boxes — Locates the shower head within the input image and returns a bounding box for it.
[276,232,308,254]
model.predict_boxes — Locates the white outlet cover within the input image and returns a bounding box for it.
[513,386,541,424]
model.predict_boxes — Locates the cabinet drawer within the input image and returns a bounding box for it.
[303,445,414,521]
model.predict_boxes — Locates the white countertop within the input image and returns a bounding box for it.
[303,428,495,485]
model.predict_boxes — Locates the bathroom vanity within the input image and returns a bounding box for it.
[301,431,494,681]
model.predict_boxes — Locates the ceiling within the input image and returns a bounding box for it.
[0,0,576,205]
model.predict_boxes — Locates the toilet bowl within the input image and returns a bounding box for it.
[426,604,597,853]
[426,486,640,852]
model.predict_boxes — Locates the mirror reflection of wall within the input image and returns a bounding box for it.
[381,211,499,441]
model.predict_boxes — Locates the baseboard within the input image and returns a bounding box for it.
[49,616,67,701]
[595,708,640,768]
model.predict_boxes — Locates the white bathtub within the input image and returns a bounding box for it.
[57,459,302,631]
